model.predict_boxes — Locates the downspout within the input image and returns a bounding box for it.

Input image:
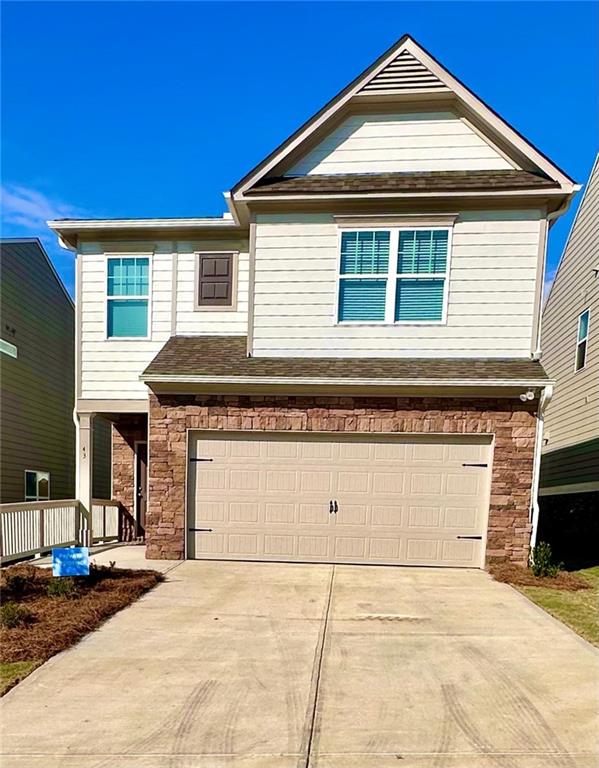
[529,384,553,554]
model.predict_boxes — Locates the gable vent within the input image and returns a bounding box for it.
[360,50,449,94]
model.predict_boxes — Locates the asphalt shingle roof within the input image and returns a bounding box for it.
[142,336,549,383]
[245,170,558,196]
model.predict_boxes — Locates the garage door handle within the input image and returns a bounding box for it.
[456,535,482,540]
[333,500,338,514]
[462,463,487,467]
[329,500,334,514]
[189,528,213,532]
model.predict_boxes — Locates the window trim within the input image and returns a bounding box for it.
[0,338,18,358]
[24,470,50,502]
[104,254,152,341]
[334,225,453,326]
[574,308,590,372]
[194,251,238,312]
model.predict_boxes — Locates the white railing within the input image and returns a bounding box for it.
[89,499,120,541]
[0,498,121,564]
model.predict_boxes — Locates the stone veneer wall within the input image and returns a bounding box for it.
[111,414,147,541]
[147,393,537,563]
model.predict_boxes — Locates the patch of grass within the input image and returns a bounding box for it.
[0,563,163,695]
[0,661,40,696]
[500,565,599,647]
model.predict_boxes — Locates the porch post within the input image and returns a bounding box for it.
[77,412,95,546]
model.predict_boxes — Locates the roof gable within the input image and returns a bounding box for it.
[233,35,576,198]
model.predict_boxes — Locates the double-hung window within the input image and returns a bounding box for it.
[106,257,150,338]
[338,228,450,323]
[575,309,590,371]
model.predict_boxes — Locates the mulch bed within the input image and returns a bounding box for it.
[1,563,163,665]
[489,562,591,591]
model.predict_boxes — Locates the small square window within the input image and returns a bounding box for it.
[25,471,50,501]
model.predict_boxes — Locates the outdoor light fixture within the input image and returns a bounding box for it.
[519,390,536,402]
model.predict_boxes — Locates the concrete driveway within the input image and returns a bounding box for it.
[1,556,598,768]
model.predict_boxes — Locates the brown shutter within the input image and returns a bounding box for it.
[197,253,234,307]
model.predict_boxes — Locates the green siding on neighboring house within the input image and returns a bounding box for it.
[539,438,599,489]
[0,240,110,503]
[0,240,76,502]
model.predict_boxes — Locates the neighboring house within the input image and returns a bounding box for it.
[0,238,75,502]
[49,36,579,568]
[0,238,111,504]
[538,154,599,562]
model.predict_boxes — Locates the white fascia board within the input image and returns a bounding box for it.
[238,188,574,203]
[47,217,240,232]
[141,373,553,388]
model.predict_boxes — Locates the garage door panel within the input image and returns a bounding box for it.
[188,432,491,568]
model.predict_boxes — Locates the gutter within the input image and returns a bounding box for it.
[140,373,553,388]
[529,384,554,554]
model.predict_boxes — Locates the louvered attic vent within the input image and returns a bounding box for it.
[359,50,449,94]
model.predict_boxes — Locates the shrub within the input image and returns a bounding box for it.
[2,565,39,597]
[1,602,32,628]
[530,541,563,578]
[47,578,77,598]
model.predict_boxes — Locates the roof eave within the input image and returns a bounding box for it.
[140,373,553,388]
[239,187,573,203]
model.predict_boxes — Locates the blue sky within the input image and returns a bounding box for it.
[1,1,597,296]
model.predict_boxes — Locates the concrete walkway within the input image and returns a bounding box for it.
[1,550,598,767]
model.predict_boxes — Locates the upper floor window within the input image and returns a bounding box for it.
[106,257,149,338]
[575,308,590,371]
[25,470,50,501]
[337,228,450,324]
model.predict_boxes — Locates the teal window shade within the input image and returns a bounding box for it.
[339,279,387,321]
[340,231,390,274]
[339,231,389,321]
[107,257,149,296]
[107,299,148,337]
[395,279,445,322]
[398,230,448,274]
[396,230,448,321]
[578,309,590,341]
[107,257,149,337]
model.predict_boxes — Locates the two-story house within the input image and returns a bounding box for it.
[537,154,598,563]
[49,36,578,568]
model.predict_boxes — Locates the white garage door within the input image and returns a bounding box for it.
[187,432,492,568]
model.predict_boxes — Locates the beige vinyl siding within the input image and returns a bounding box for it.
[251,210,541,358]
[175,239,249,334]
[0,241,75,502]
[79,242,171,400]
[79,239,250,400]
[541,156,599,454]
[285,111,514,176]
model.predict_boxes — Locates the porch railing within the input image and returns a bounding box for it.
[0,498,121,564]
[90,499,120,541]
